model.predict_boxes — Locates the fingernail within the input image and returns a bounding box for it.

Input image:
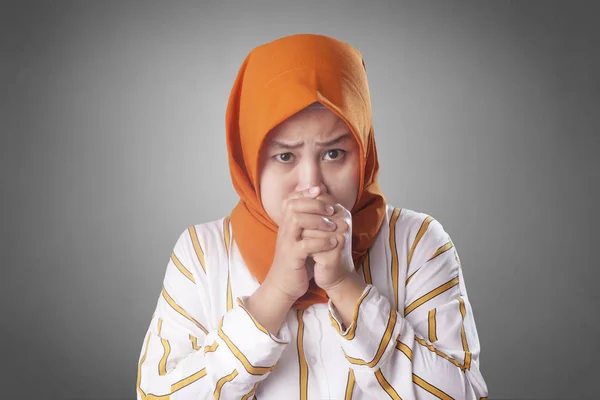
[325,204,334,215]
[309,187,319,195]
[324,217,335,229]
[330,237,337,246]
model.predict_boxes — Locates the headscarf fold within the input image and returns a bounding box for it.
[226,34,386,309]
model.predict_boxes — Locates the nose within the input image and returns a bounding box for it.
[296,158,327,194]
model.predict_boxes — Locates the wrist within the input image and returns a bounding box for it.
[246,281,295,336]
[325,272,366,309]
[261,277,298,308]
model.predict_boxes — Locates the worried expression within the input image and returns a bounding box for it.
[258,103,361,226]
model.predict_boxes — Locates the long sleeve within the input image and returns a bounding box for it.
[328,216,489,399]
[136,226,291,399]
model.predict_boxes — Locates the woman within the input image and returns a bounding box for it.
[136,33,488,399]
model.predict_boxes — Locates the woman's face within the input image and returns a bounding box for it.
[258,106,361,226]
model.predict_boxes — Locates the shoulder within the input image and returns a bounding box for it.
[385,204,450,239]
[384,204,456,268]
[170,217,231,277]
[172,217,228,250]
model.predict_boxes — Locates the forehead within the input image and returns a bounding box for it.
[266,107,349,142]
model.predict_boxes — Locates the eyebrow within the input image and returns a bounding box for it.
[270,133,351,149]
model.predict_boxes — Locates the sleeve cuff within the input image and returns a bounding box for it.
[328,285,373,338]
[217,296,291,375]
[329,285,404,371]
[235,297,291,344]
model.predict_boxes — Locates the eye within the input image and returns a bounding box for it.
[273,152,294,163]
[323,149,346,161]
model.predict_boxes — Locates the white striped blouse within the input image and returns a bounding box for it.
[136,205,489,399]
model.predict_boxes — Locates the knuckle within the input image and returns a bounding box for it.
[291,214,300,226]
[287,199,297,211]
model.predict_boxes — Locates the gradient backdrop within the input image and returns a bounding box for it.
[2,1,599,399]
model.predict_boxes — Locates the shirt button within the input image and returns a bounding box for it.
[307,355,318,365]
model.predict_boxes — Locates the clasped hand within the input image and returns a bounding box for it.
[266,185,356,302]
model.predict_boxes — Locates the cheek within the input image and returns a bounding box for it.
[259,169,295,225]
[327,157,360,210]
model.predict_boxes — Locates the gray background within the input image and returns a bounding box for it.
[2,1,599,399]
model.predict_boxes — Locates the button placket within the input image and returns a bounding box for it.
[313,305,333,399]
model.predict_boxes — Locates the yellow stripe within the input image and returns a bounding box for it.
[407,216,434,268]
[217,318,273,375]
[344,368,356,399]
[395,340,412,360]
[389,208,401,309]
[336,286,372,340]
[236,298,286,344]
[157,318,170,377]
[362,249,372,285]
[136,331,151,400]
[161,286,208,335]
[344,306,397,367]
[405,270,417,285]
[213,369,238,399]
[329,312,342,335]
[407,239,457,287]
[224,217,233,312]
[297,310,308,400]
[146,393,169,399]
[242,382,259,400]
[454,246,462,266]
[203,341,219,355]
[428,309,438,342]
[414,336,466,370]
[375,369,402,400]
[226,270,233,312]
[189,334,201,351]
[413,373,453,400]
[146,369,208,399]
[458,297,472,370]
[404,277,459,316]
[188,225,206,274]
[427,241,454,262]
[223,217,231,254]
[170,368,206,393]
[170,252,195,284]
[159,339,171,376]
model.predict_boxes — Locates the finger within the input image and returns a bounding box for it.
[300,229,333,238]
[333,203,352,218]
[306,233,345,250]
[281,186,325,216]
[286,186,322,202]
[280,213,335,243]
[301,215,348,237]
[286,197,335,217]
[293,214,336,233]
[300,236,337,254]
[280,187,319,216]
[315,193,337,206]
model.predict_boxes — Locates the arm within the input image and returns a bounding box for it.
[328,217,489,399]
[136,227,291,399]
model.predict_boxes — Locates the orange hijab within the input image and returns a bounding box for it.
[226,34,386,309]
